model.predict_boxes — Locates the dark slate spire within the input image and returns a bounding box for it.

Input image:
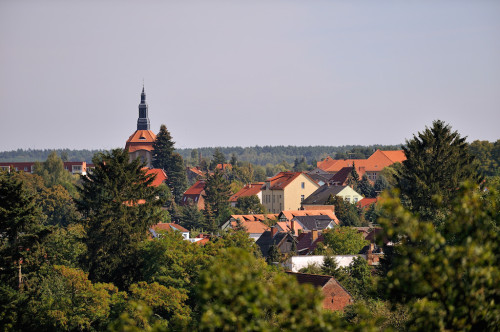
[137,85,150,130]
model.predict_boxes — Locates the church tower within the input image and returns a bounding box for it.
[125,86,156,168]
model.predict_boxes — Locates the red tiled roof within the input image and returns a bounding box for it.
[229,221,269,234]
[184,180,206,195]
[276,221,303,236]
[357,197,378,209]
[145,168,167,187]
[188,167,205,177]
[216,163,232,171]
[152,222,189,233]
[125,130,156,153]
[279,210,339,225]
[266,172,305,190]
[318,150,406,173]
[229,182,264,202]
[230,214,278,222]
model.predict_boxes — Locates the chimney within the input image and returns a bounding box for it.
[271,226,278,237]
[290,219,295,235]
[311,229,318,242]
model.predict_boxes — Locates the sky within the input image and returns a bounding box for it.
[1,0,499,151]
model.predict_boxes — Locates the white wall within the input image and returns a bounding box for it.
[284,255,367,272]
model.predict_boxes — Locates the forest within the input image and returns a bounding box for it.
[0,120,499,331]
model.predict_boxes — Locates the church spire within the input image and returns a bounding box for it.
[137,85,150,130]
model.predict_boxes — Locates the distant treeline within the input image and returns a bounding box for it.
[0,149,106,163]
[1,141,498,176]
[176,145,403,165]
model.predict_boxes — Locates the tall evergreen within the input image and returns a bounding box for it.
[358,174,375,198]
[210,149,226,170]
[395,120,482,222]
[203,169,232,222]
[152,124,188,204]
[76,149,165,289]
[346,162,360,189]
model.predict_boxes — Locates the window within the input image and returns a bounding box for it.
[301,182,305,189]
[345,196,350,202]
[301,195,305,202]
[354,197,358,203]
[24,167,28,171]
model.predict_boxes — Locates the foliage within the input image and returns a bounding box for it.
[322,227,368,255]
[43,223,86,268]
[358,175,375,198]
[341,256,374,300]
[373,174,390,194]
[152,125,188,204]
[346,163,360,189]
[210,148,226,170]
[197,248,342,331]
[177,203,206,230]
[235,195,266,214]
[27,265,122,331]
[33,151,78,197]
[378,183,500,331]
[328,195,365,227]
[203,169,232,224]
[468,139,500,176]
[0,171,50,290]
[395,120,482,223]
[76,149,166,289]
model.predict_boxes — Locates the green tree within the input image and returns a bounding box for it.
[235,195,266,214]
[197,248,342,331]
[152,125,188,204]
[178,203,206,230]
[378,183,500,331]
[0,172,50,290]
[328,195,364,227]
[374,174,390,194]
[322,227,368,255]
[395,120,482,223]
[203,169,232,223]
[321,255,343,279]
[347,163,360,189]
[230,153,238,166]
[210,148,226,170]
[342,256,374,300]
[358,175,375,198]
[33,151,77,196]
[76,149,165,289]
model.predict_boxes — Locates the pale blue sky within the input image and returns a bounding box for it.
[1,1,499,150]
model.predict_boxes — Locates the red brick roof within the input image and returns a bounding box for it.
[317,149,406,173]
[216,163,232,171]
[230,214,278,222]
[266,172,309,190]
[229,182,264,202]
[184,180,206,195]
[229,221,270,234]
[152,222,189,233]
[357,197,378,209]
[145,168,167,187]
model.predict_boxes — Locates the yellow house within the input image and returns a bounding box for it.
[261,172,320,213]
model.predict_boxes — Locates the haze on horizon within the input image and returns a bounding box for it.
[1,1,499,151]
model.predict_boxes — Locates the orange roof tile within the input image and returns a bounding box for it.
[319,150,406,173]
[357,197,378,209]
[152,222,189,233]
[145,168,167,187]
[230,214,278,222]
[229,182,265,202]
[216,163,232,171]
[266,172,307,190]
[279,210,339,225]
[276,221,303,236]
[184,180,206,195]
[229,220,270,234]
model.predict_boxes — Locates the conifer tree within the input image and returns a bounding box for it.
[347,162,360,190]
[358,174,375,198]
[395,120,482,222]
[76,149,165,289]
[203,169,231,222]
[210,149,226,170]
[152,125,187,204]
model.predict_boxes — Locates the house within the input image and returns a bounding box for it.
[261,172,320,213]
[180,180,206,209]
[357,197,378,210]
[286,272,354,311]
[229,182,265,207]
[296,230,325,255]
[186,166,205,183]
[306,168,335,186]
[277,209,339,224]
[292,215,337,232]
[125,87,156,168]
[317,149,406,181]
[301,185,363,208]
[0,161,94,175]
[256,226,298,258]
[328,166,367,186]
[150,222,190,240]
